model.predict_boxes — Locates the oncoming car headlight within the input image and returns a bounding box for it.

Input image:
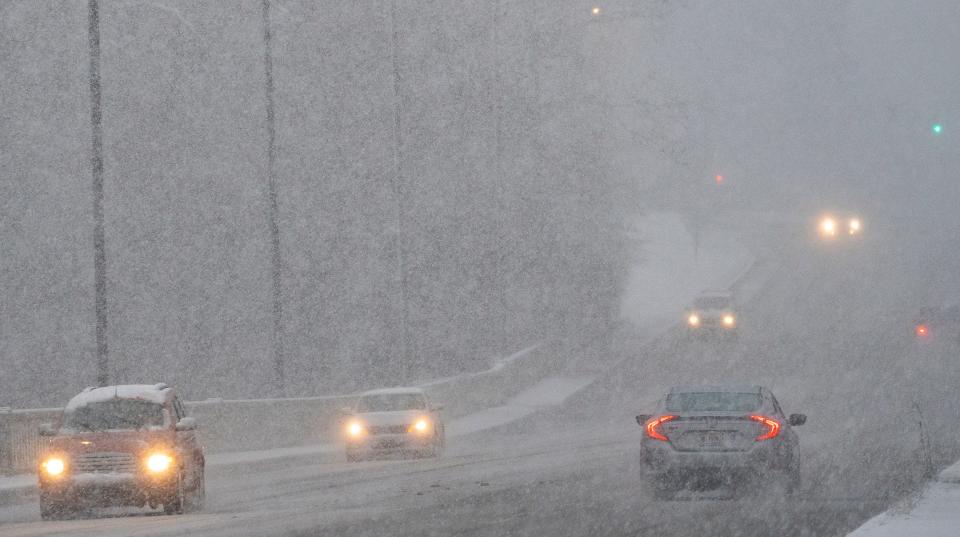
[146,453,173,473]
[410,419,431,434]
[42,457,65,476]
[346,421,366,438]
[722,314,736,327]
[848,218,861,234]
[820,217,837,236]
[687,314,700,327]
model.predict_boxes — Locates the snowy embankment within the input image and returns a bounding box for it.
[847,461,960,537]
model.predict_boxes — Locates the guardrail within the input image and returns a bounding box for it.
[0,407,61,476]
[0,342,551,475]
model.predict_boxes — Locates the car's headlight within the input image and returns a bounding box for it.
[42,457,65,476]
[410,419,431,434]
[722,314,736,327]
[346,421,365,438]
[849,218,861,234]
[820,217,836,236]
[146,453,173,473]
[687,314,700,326]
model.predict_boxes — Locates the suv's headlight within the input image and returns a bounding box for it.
[42,457,65,476]
[146,453,173,473]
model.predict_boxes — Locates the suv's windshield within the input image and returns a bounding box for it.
[666,392,762,413]
[62,400,166,432]
[356,394,426,412]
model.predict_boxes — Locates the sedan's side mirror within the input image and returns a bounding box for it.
[636,414,652,427]
[788,414,807,426]
[38,423,57,437]
[176,417,197,431]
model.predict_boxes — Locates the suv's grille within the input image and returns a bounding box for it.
[74,452,137,473]
[368,425,407,435]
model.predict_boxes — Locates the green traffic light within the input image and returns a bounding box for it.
[932,123,943,135]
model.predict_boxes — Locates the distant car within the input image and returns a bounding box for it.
[37,384,205,520]
[637,385,805,499]
[817,212,863,241]
[343,387,445,461]
[686,290,738,337]
[913,305,960,342]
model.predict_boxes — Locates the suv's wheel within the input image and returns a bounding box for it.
[39,497,68,521]
[185,465,205,512]
[163,472,185,515]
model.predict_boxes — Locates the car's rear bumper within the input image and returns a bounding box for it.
[640,442,787,476]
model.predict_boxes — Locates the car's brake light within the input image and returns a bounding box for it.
[645,415,677,441]
[916,324,929,337]
[750,415,781,441]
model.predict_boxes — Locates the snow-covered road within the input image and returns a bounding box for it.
[1,219,958,536]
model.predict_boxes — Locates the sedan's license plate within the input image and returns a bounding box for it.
[700,432,724,448]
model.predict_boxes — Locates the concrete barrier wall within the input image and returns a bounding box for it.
[0,341,553,474]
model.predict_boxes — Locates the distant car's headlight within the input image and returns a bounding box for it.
[722,314,736,327]
[820,217,837,236]
[346,421,366,438]
[410,419,431,434]
[687,314,700,327]
[146,453,173,473]
[41,457,65,476]
[849,218,861,234]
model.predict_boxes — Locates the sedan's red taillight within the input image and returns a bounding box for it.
[916,324,929,337]
[750,415,781,441]
[645,415,677,441]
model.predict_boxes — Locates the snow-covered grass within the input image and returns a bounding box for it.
[847,460,960,536]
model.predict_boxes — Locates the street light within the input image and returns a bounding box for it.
[591,6,601,16]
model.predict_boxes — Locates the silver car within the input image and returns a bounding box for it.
[637,385,805,499]
[343,387,445,461]
[686,290,739,338]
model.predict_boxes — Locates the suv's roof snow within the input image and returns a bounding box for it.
[65,384,171,410]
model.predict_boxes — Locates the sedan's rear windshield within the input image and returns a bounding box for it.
[356,394,426,412]
[665,392,762,412]
[62,399,166,432]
